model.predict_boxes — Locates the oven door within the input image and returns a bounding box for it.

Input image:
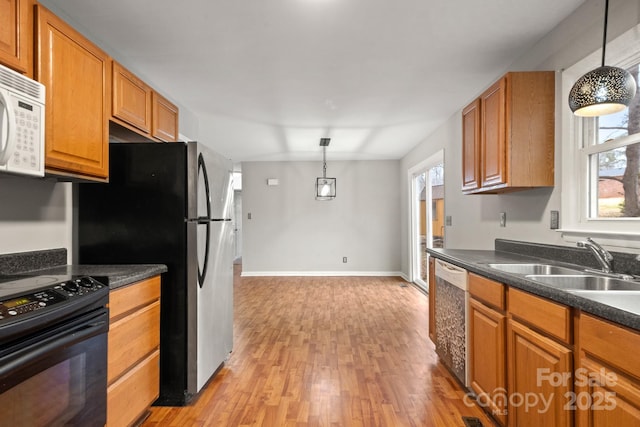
[0,309,108,427]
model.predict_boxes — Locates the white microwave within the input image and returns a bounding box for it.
[0,64,45,177]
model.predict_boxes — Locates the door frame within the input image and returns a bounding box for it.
[407,150,444,289]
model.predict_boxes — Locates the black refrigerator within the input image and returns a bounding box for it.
[77,141,234,406]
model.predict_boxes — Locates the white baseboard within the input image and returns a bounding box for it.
[240,270,405,278]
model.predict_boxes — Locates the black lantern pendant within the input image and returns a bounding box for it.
[568,0,637,117]
[316,138,336,200]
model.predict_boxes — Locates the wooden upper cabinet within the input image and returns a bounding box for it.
[481,78,507,188]
[0,0,32,75]
[36,5,110,180]
[462,98,480,191]
[112,61,152,133]
[109,63,179,142]
[462,71,555,194]
[152,91,179,142]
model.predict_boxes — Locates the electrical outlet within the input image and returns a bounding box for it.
[445,216,452,226]
[343,257,347,263]
[247,212,252,220]
[550,210,559,229]
[499,212,506,227]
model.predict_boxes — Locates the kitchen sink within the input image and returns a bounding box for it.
[567,290,640,316]
[525,274,640,291]
[487,263,584,276]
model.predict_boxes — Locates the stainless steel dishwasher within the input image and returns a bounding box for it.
[434,258,469,387]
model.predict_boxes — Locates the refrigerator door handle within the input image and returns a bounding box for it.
[197,153,212,288]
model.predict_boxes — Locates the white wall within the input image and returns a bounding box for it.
[242,160,401,275]
[399,0,640,275]
[0,176,72,259]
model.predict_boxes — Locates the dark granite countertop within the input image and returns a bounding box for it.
[34,264,167,289]
[427,242,640,331]
[0,248,167,290]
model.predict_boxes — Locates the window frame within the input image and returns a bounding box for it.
[561,23,640,249]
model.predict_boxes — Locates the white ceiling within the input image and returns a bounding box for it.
[43,0,585,162]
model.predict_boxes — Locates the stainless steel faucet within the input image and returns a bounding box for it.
[577,237,614,273]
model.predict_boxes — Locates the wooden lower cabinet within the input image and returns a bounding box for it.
[107,350,160,427]
[507,288,573,427]
[507,319,572,427]
[468,273,507,425]
[107,276,161,427]
[434,266,640,427]
[470,297,507,425]
[576,313,640,426]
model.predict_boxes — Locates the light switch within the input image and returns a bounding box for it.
[550,210,559,229]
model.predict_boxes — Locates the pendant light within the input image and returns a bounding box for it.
[568,0,637,117]
[315,138,336,200]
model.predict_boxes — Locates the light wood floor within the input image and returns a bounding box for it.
[142,266,494,427]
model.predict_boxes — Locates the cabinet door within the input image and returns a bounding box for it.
[462,98,480,191]
[112,61,152,133]
[576,313,640,426]
[575,356,640,426]
[428,256,436,343]
[470,298,507,426]
[152,91,179,142]
[0,0,31,74]
[36,5,110,179]
[481,77,507,188]
[507,319,572,427]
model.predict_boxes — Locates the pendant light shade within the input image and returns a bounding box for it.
[568,0,637,117]
[316,138,336,200]
[569,65,637,116]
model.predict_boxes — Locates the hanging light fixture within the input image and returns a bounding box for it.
[568,0,637,117]
[315,138,336,200]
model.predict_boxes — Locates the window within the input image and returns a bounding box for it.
[587,103,640,218]
[561,23,640,247]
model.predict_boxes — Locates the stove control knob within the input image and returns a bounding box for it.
[62,281,79,293]
[78,277,95,288]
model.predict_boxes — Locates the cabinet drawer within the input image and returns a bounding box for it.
[107,349,160,427]
[108,300,160,384]
[579,313,640,380]
[109,276,161,320]
[469,273,505,310]
[508,287,571,344]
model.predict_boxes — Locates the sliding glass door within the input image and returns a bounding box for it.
[410,153,444,290]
